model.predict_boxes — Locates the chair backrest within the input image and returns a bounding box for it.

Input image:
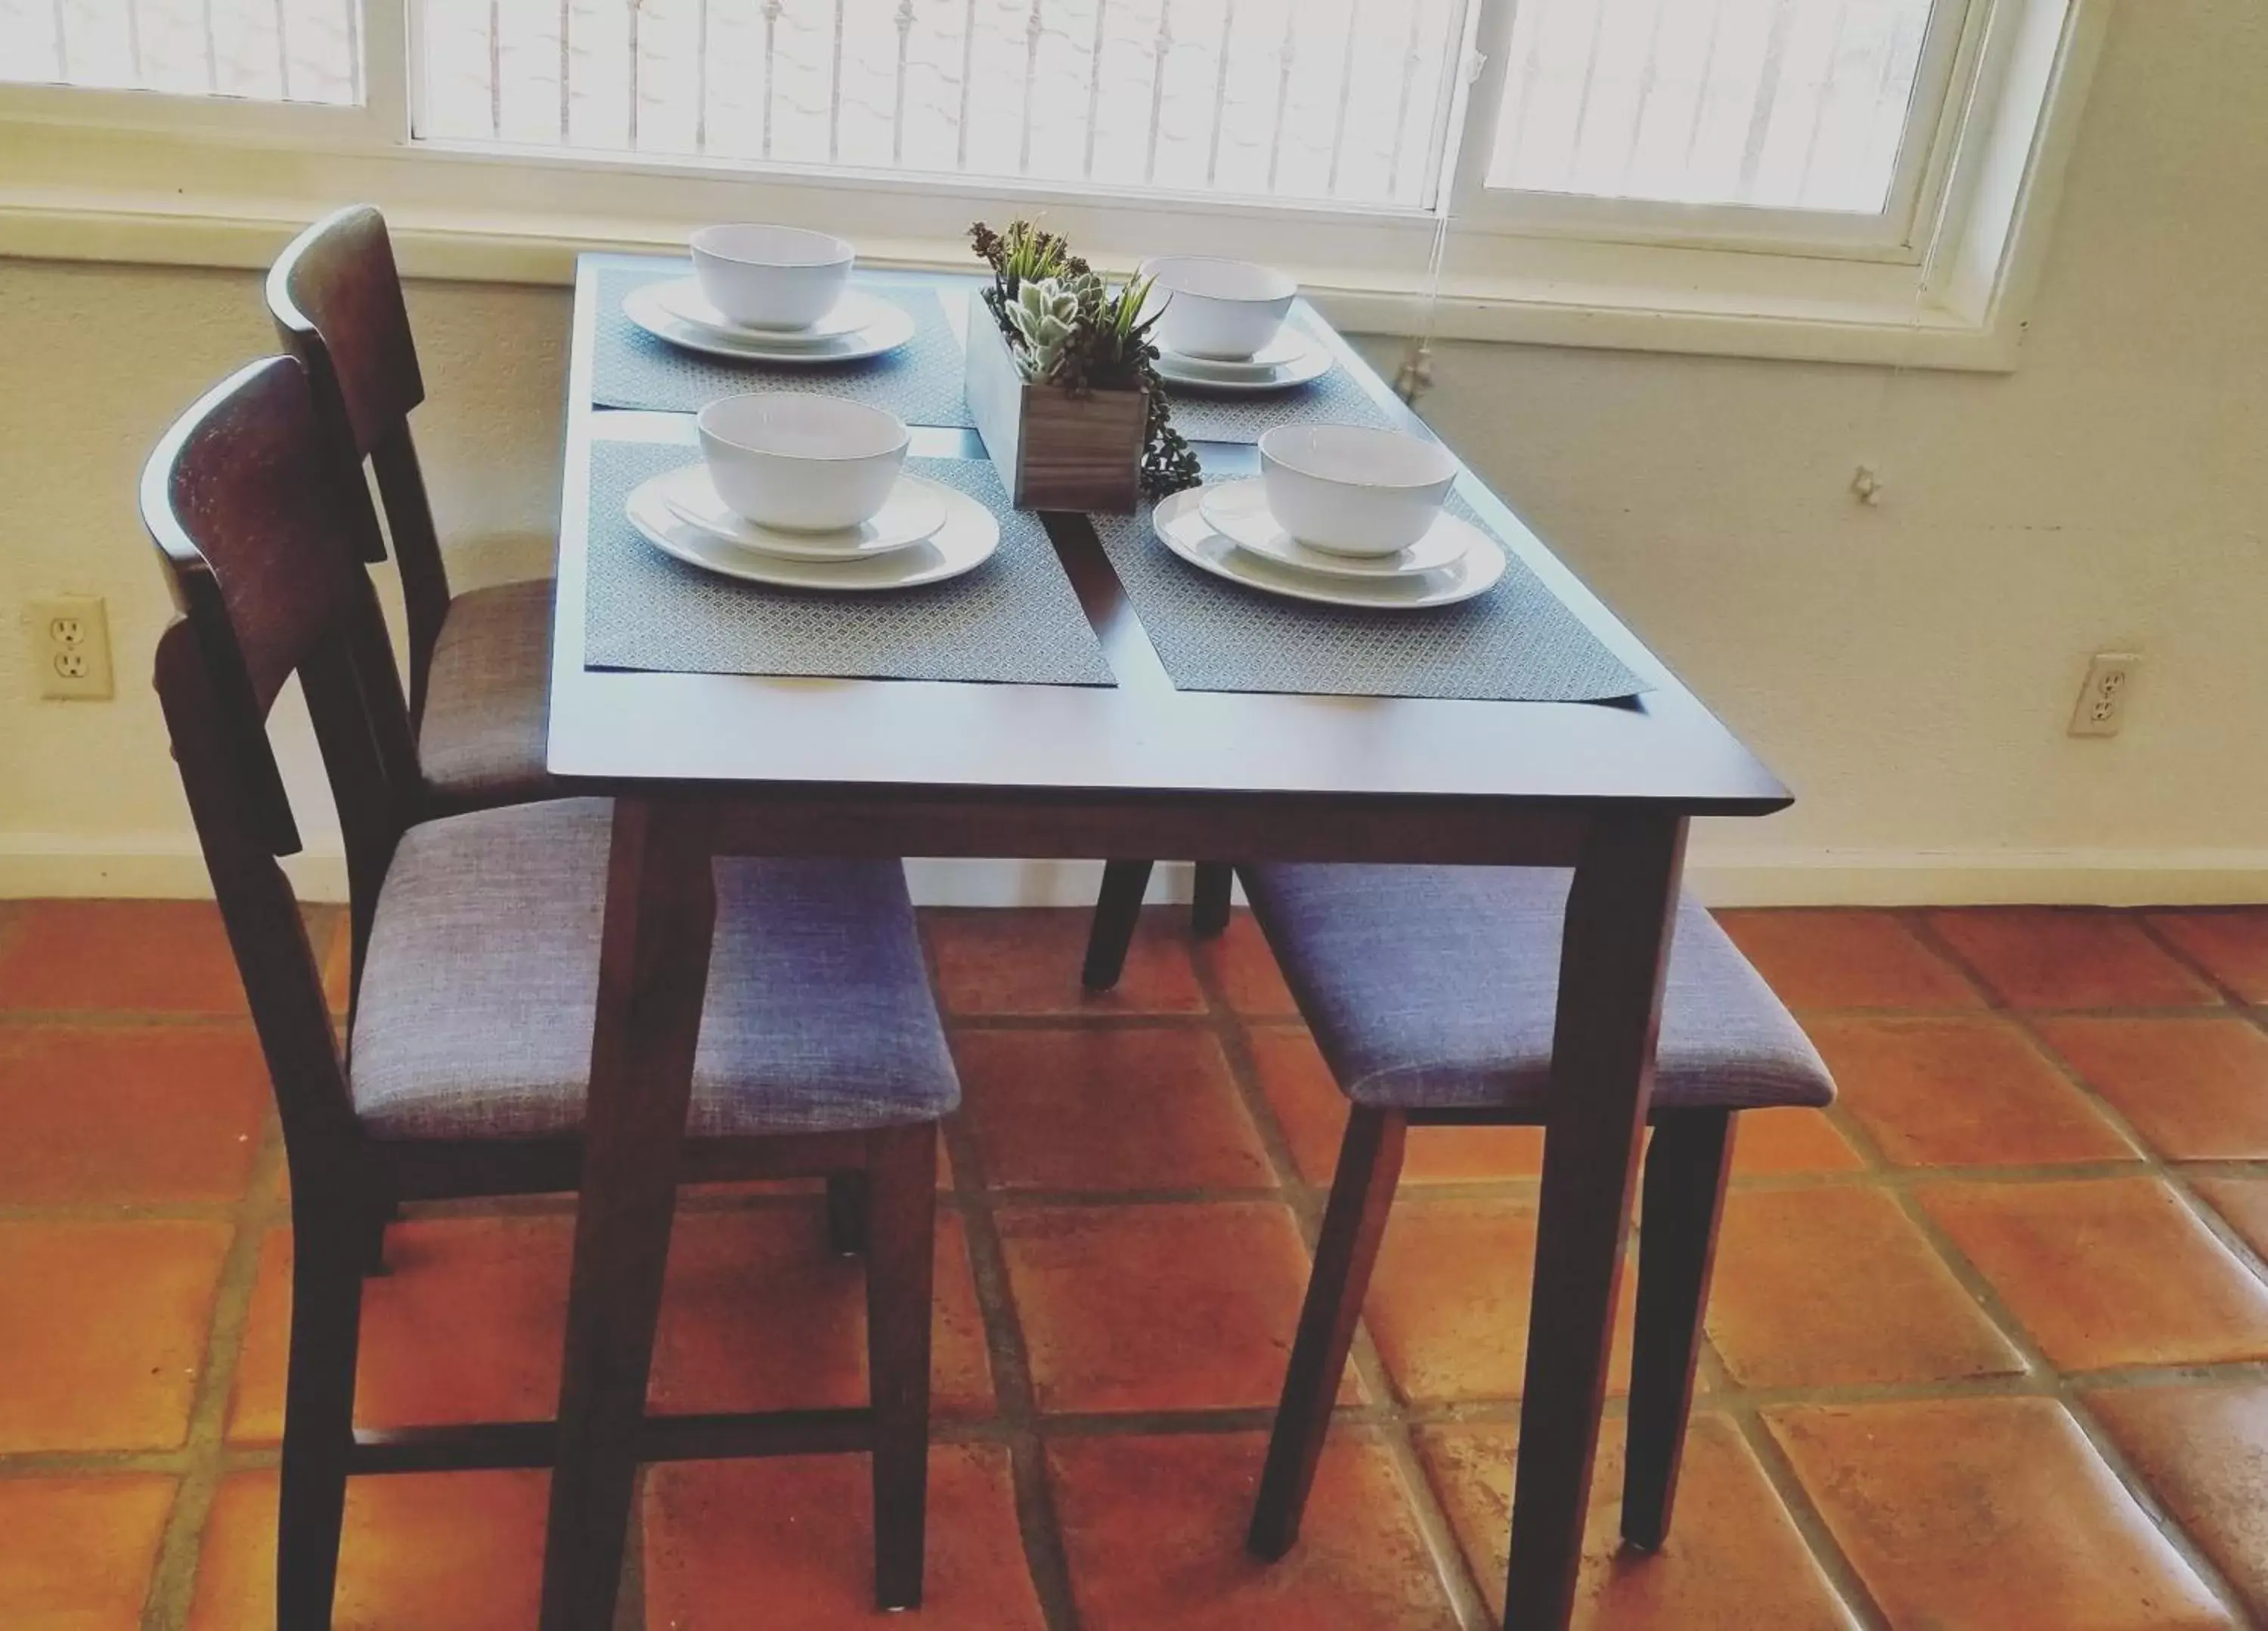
[144,357,425,1158]
[267,205,453,716]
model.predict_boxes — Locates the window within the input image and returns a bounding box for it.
[2,0,362,104]
[413,0,1471,211]
[1468,0,1980,254]
[1488,0,1944,213]
[0,0,2107,368]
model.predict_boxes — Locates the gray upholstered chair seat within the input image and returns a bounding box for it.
[350,797,957,1140]
[417,578,557,812]
[1241,864,1831,1116]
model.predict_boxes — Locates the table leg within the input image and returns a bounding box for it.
[1501,813,1687,1630]
[540,796,717,1631]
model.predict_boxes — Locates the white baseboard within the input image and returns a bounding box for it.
[3,833,2265,908]
[1686,846,2268,907]
[0,836,1204,908]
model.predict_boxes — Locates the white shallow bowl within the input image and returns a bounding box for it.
[659,464,950,559]
[690,224,855,330]
[1258,424,1458,556]
[1198,479,1471,579]
[697,394,909,531]
[628,477,999,594]
[1143,255,1297,361]
[1153,489,1504,611]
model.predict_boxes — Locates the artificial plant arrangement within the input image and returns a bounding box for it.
[969,220,1201,500]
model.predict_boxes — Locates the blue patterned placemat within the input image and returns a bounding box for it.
[1092,492,1646,702]
[592,264,978,426]
[1160,315,1402,444]
[584,443,1112,686]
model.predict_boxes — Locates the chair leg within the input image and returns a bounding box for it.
[864,1122,939,1611]
[826,1171,869,1258]
[357,1196,397,1277]
[1621,1110,1734,1552]
[1249,1106,1407,1561]
[277,1215,364,1631]
[1191,862,1234,937]
[1082,860,1155,991]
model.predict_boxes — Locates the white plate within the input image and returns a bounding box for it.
[1153,487,1504,610]
[627,476,998,591]
[1197,479,1473,580]
[1152,328,1331,392]
[1160,326,1309,373]
[656,464,950,559]
[651,279,895,346]
[624,281,916,364]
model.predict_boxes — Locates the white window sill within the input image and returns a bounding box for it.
[0,0,2102,375]
[0,180,2012,372]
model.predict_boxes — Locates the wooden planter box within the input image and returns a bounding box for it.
[964,289,1147,513]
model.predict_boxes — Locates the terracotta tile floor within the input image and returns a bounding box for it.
[5,897,2268,1628]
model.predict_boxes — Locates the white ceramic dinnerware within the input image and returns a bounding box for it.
[698,394,909,532]
[1154,488,1503,611]
[690,224,855,330]
[1149,327,1331,393]
[624,281,918,364]
[1142,255,1297,361]
[653,279,896,346]
[1258,424,1458,556]
[627,473,999,593]
[656,463,950,560]
[1198,479,1473,579]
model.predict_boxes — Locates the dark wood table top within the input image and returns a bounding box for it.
[547,254,1788,822]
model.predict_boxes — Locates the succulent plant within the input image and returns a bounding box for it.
[971,220,1201,500]
[1002,276,1084,380]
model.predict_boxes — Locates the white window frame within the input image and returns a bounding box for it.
[0,0,2108,372]
[1464,0,1986,258]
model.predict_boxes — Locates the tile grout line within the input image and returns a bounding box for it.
[0,1010,286,1033]
[1709,1063,1902,1630]
[1895,908,2263,1622]
[924,921,1089,1631]
[129,902,335,1630]
[1721,1405,1895,1631]
[940,1109,1090,1631]
[1671,924,1928,1629]
[138,1109,287,1631]
[309,1151,2268,1224]
[25,993,2260,1037]
[2131,911,2260,1013]
[2130,911,2268,1086]
[614,1469,649,1631]
[8,900,2263,1626]
[1187,921,1496,1631]
[1906,902,2268,1285]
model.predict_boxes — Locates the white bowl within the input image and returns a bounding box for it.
[1257,425,1458,556]
[690,224,855,331]
[696,394,909,532]
[1143,255,1297,361]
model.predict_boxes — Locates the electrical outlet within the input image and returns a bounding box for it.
[29,595,113,701]
[2068,651,2139,738]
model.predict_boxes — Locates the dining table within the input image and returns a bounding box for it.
[537,252,1791,1631]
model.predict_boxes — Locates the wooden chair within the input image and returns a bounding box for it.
[1225,862,1833,1595]
[142,355,957,1625]
[1081,859,1235,988]
[267,204,556,815]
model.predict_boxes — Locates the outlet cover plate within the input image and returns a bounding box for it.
[29,595,114,701]
[2069,651,2140,738]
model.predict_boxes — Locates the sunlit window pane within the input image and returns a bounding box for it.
[413,0,1471,210]
[1486,0,1939,214]
[0,0,362,104]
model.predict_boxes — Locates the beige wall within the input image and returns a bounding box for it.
[2,0,2262,903]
